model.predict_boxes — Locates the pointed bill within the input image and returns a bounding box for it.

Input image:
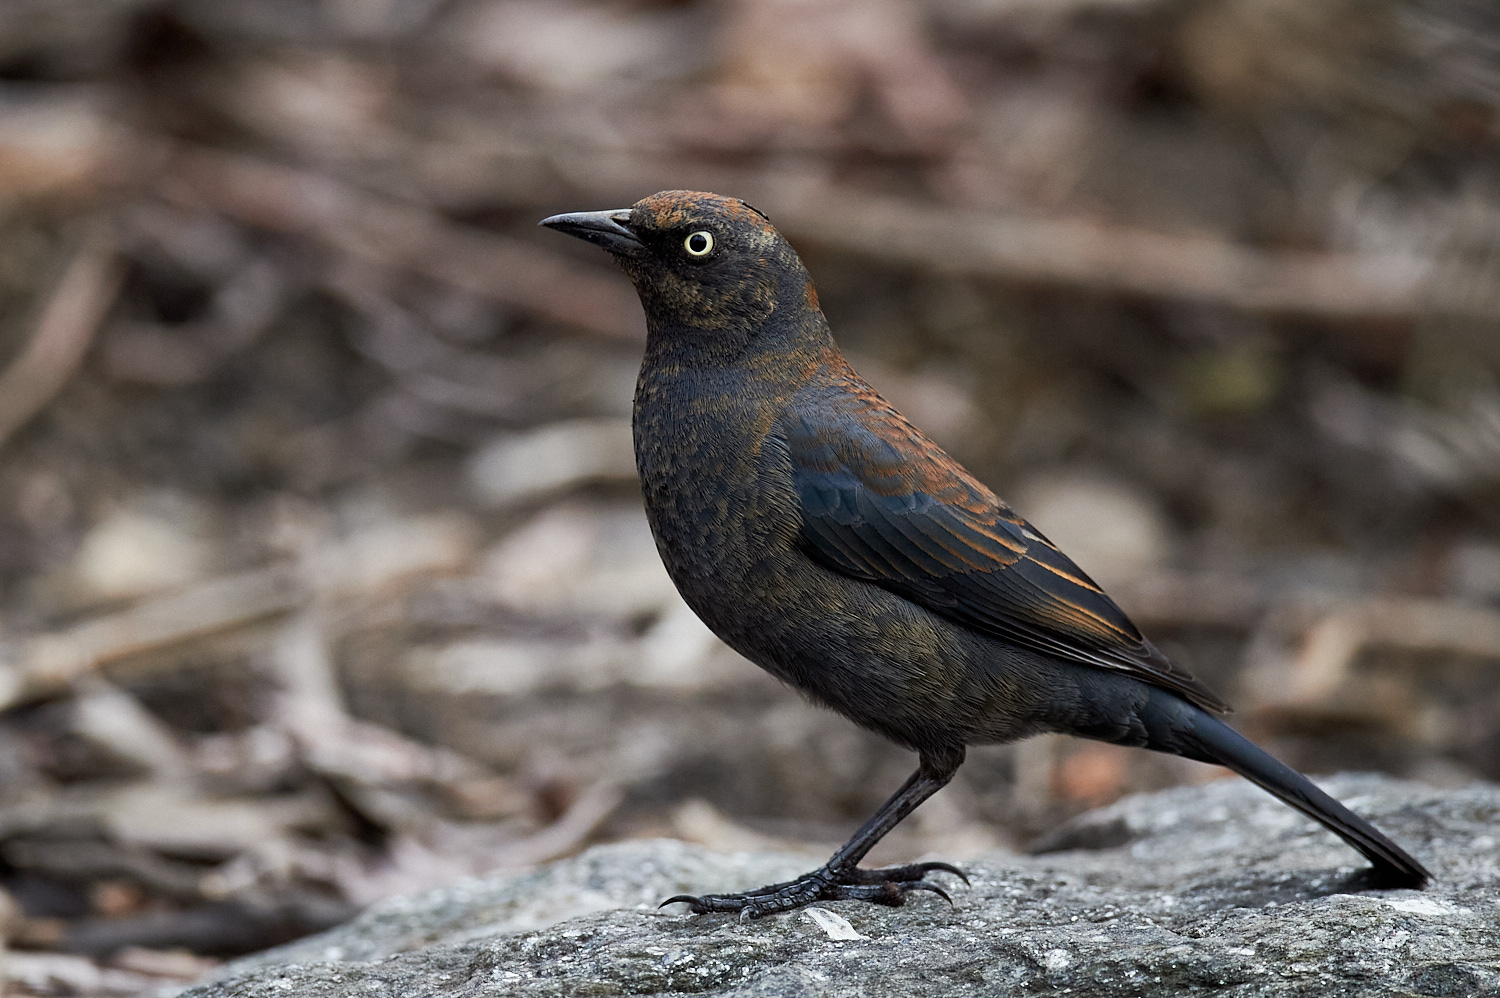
[539,209,644,258]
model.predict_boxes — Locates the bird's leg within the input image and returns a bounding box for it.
[662,746,969,918]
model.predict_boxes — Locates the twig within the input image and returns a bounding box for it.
[486,781,623,870]
[1285,597,1500,705]
[1238,595,1500,727]
[1,951,160,996]
[267,615,492,794]
[0,224,121,448]
[61,897,352,961]
[780,190,1458,320]
[160,148,645,340]
[7,568,301,708]
[1,839,208,903]
[0,514,475,710]
[326,269,538,421]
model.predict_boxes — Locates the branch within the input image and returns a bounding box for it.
[782,191,1451,321]
[0,224,120,447]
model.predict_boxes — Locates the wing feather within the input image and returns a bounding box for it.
[783,405,1229,715]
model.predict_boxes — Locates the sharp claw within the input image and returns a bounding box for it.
[660,895,703,909]
[921,861,970,885]
[905,880,954,906]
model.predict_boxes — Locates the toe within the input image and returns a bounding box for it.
[840,861,967,886]
[917,861,969,885]
[902,880,954,906]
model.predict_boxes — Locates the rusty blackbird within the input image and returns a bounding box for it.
[540,191,1431,917]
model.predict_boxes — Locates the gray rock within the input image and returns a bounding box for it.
[184,775,1500,997]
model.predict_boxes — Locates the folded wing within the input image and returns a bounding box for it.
[784,399,1229,715]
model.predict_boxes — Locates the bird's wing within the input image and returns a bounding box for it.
[782,402,1230,715]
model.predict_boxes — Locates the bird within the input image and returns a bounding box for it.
[539,190,1431,917]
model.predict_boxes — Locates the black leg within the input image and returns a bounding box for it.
[662,746,969,918]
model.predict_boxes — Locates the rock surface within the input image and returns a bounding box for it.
[184,775,1499,997]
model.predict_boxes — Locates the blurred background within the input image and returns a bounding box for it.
[0,0,1499,991]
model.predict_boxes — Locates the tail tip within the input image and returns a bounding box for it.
[1369,859,1433,891]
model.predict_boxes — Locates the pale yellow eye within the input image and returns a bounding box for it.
[684,231,713,256]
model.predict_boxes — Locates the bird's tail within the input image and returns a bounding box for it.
[1138,686,1431,889]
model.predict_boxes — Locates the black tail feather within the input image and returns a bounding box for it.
[1139,688,1431,889]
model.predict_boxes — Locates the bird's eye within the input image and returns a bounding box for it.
[683,231,713,257]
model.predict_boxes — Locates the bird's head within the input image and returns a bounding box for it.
[541,191,824,357]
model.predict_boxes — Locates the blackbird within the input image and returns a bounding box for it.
[540,190,1431,917]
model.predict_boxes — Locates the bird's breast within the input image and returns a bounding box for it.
[632,365,804,625]
[630,362,1030,750]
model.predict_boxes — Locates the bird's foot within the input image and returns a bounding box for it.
[660,861,967,918]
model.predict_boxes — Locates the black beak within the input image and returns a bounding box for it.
[538,208,644,258]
